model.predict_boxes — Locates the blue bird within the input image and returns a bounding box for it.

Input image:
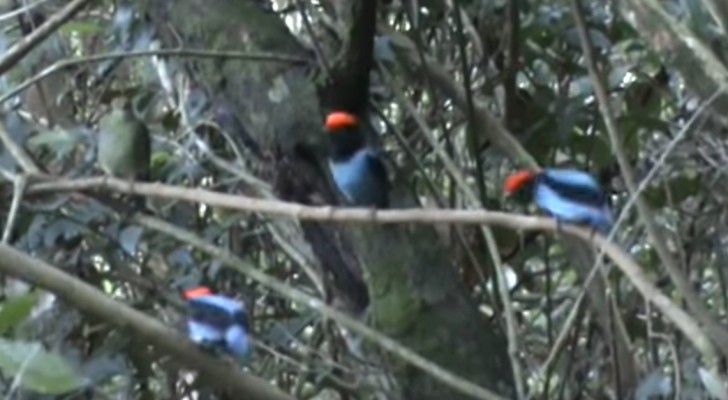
[183,287,251,362]
[504,168,613,233]
[325,111,389,208]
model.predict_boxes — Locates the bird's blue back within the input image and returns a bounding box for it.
[189,294,244,315]
[534,175,613,233]
[542,168,601,191]
[329,149,388,207]
[186,294,250,361]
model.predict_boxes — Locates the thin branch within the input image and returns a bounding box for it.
[386,30,538,167]
[0,49,309,106]
[2,174,26,243]
[0,0,54,23]
[388,17,637,389]
[0,0,91,76]
[22,176,720,365]
[383,63,526,398]
[0,116,42,174]
[137,215,509,400]
[451,2,524,395]
[703,0,728,34]
[570,0,728,358]
[0,244,295,400]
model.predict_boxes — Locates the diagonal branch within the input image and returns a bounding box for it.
[0,244,294,400]
[0,0,91,75]
[20,175,720,367]
[137,215,509,400]
[570,0,728,358]
[617,0,728,125]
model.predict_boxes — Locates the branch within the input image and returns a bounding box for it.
[137,215,508,400]
[570,0,728,361]
[386,30,538,168]
[24,176,719,365]
[0,0,91,76]
[383,63,526,397]
[386,17,638,390]
[617,0,728,125]
[0,49,309,106]
[0,244,294,400]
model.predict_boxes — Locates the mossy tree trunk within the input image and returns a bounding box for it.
[146,1,515,398]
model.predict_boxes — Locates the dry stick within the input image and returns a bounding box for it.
[136,215,509,400]
[392,29,633,392]
[0,244,294,400]
[394,31,637,393]
[0,0,91,75]
[0,0,94,240]
[529,92,719,395]
[0,0,55,23]
[0,49,308,106]
[2,174,26,243]
[569,0,728,359]
[25,177,718,365]
[0,1,100,175]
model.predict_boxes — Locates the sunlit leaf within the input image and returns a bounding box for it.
[0,292,39,334]
[60,21,104,36]
[120,225,144,255]
[0,339,86,394]
[28,128,82,160]
[699,367,728,400]
[635,370,672,400]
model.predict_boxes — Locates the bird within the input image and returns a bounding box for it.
[183,286,251,362]
[503,168,613,233]
[97,97,151,210]
[324,111,389,208]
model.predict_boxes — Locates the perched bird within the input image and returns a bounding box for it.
[183,286,251,362]
[98,97,151,210]
[503,168,613,233]
[98,97,151,181]
[324,111,389,208]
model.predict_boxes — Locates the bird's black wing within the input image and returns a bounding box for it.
[538,174,607,207]
[189,300,236,330]
[365,152,390,208]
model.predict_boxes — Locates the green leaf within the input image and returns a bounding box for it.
[0,292,39,334]
[0,339,86,394]
[59,21,104,36]
[666,173,701,204]
[27,128,81,160]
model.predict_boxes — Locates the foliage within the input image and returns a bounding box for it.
[0,0,724,399]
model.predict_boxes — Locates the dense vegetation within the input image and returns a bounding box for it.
[0,0,724,399]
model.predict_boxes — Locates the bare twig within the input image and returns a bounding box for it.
[382,66,527,397]
[570,0,728,359]
[0,244,294,400]
[22,176,719,365]
[386,30,538,167]
[0,117,41,174]
[389,20,635,391]
[4,342,41,400]
[0,0,91,76]
[137,215,509,400]
[0,0,54,23]
[0,49,309,106]
[2,173,26,243]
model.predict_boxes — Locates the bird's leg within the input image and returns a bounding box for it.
[554,217,565,235]
[587,226,599,242]
[126,177,147,213]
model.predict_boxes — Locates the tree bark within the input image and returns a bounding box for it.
[147,0,516,398]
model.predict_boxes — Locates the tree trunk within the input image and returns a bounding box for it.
[147,1,515,398]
